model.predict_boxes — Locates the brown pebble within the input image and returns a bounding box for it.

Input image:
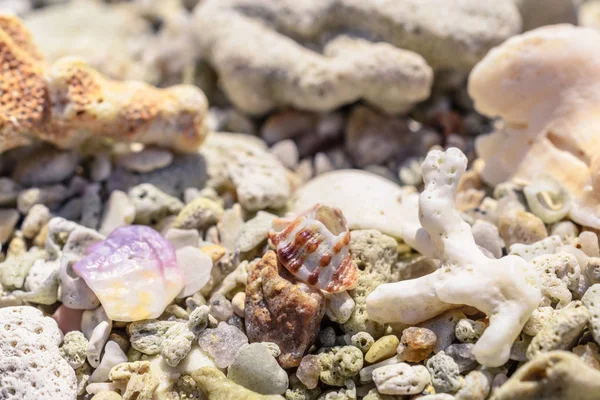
[245,251,325,368]
[498,210,548,248]
[397,327,437,363]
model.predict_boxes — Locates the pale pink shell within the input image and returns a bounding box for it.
[268,204,357,292]
[73,225,184,321]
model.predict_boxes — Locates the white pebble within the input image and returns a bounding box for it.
[373,363,431,395]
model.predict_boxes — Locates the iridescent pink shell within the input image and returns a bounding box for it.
[73,225,184,321]
[268,204,357,292]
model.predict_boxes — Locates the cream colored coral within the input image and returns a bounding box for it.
[468,24,600,229]
[367,148,541,367]
[193,0,520,115]
[0,15,209,154]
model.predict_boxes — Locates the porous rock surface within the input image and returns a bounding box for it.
[193,0,520,114]
[0,306,77,400]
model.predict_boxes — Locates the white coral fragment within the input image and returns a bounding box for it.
[367,148,542,367]
[468,24,600,229]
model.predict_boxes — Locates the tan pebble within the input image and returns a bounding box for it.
[498,210,548,249]
[573,343,600,370]
[231,292,246,317]
[7,235,26,258]
[33,222,49,248]
[200,244,226,263]
[397,327,437,363]
[365,335,400,363]
[91,392,123,400]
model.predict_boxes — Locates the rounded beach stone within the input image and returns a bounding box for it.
[227,343,289,395]
[296,354,321,390]
[397,327,436,363]
[198,321,249,368]
[372,362,431,395]
[365,335,400,363]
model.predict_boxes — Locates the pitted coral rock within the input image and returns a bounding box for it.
[193,0,520,115]
[367,148,542,367]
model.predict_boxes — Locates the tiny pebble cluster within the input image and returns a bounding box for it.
[1,1,600,400]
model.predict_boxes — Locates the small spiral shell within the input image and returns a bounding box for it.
[268,204,357,292]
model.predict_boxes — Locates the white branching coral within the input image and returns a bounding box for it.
[367,148,542,367]
[468,24,600,229]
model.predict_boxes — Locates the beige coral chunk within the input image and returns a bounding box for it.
[468,24,600,229]
[194,0,432,114]
[44,57,209,151]
[202,133,290,211]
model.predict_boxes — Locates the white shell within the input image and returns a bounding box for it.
[292,170,412,239]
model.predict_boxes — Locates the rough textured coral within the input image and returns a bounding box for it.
[367,148,542,367]
[201,133,290,211]
[318,346,363,387]
[343,229,399,338]
[0,306,77,400]
[0,15,209,154]
[469,24,600,229]
[43,57,208,151]
[193,0,520,115]
[245,251,325,368]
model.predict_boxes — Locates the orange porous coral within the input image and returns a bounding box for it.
[0,15,208,154]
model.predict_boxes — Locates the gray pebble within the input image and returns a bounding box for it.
[426,351,463,394]
[228,343,289,395]
[128,183,183,225]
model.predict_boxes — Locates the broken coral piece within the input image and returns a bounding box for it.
[468,24,600,229]
[269,204,357,293]
[201,132,290,211]
[73,225,184,322]
[0,15,209,154]
[366,148,542,367]
[193,0,520,115]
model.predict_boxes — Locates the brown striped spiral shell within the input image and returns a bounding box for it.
[268,204,357,292]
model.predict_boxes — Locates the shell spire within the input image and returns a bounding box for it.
[268,204,357,292]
